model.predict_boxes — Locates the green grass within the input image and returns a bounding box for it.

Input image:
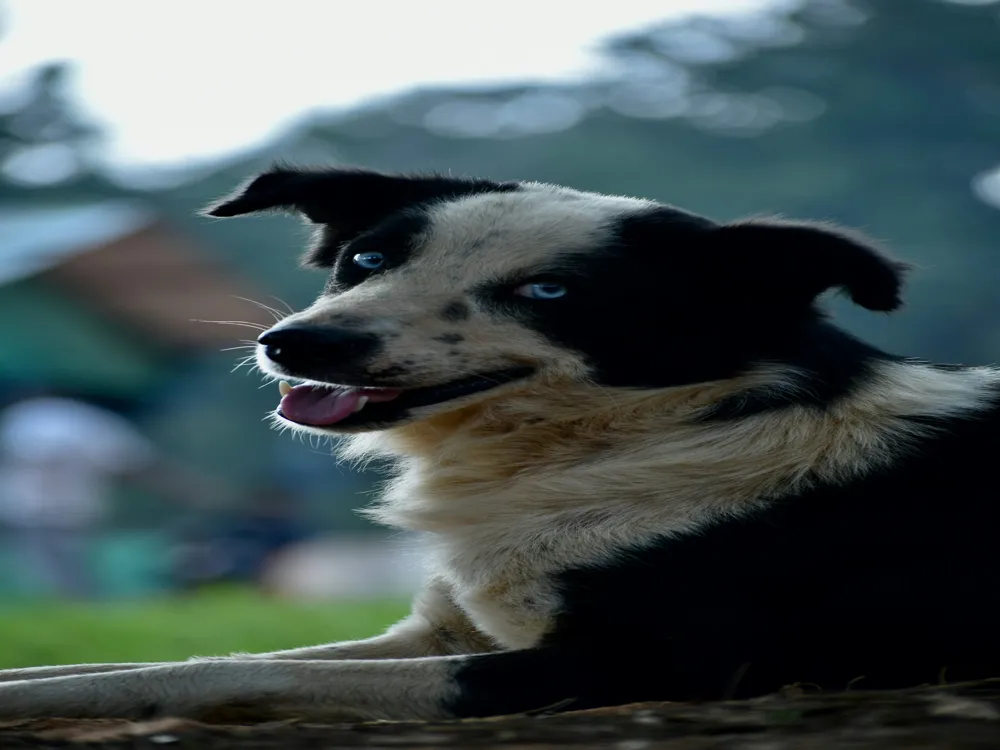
[0,587,409,669]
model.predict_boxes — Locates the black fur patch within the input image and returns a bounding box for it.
[440,301,470,322]
[698,324,888,420]
[370,365,410,381]
[485,207,908,403]
[325,211,430,290]
[434,333,465,345]
[708,220,911,313]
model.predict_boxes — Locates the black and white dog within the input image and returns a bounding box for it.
[0,167,998,723]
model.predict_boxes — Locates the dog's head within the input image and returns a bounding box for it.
[205,166,909,434]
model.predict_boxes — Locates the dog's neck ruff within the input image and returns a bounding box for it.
[341,362,1000,546]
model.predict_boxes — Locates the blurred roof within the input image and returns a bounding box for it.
[0,200,275,349]
[0,201,155,286]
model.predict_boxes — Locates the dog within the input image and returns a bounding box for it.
[0,166,998,723]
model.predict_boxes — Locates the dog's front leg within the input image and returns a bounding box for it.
[0,663,173,684]
[0,578,493,684]
[0,647,597,722]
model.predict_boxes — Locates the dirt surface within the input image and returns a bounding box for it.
[2,679,1000,749]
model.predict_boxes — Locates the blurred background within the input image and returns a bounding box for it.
[0,0,998,666]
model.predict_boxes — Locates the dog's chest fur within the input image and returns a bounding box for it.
[340,362,999,650]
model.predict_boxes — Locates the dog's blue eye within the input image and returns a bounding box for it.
[353,252,385,270]
[514,282,568,300]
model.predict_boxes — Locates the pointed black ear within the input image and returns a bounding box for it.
[202,165,519,265]
[712,219,912,312]
[202,168,317,219]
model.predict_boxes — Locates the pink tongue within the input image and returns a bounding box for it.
[279,385,402,426]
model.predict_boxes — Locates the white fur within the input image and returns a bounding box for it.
[0,658,461,722]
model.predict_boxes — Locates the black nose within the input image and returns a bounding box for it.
[258,325,379,372]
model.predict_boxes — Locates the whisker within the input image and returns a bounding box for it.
[230,354,260,374]
[194,319,270,332]
[269,295,296,314]
[231,295,287,323]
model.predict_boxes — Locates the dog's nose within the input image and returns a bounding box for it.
[258,326,379,371]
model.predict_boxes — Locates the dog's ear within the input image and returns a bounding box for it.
[709,219,911,312]
[203,168,322,220]
[202,166,518,264]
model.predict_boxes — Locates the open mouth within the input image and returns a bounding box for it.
[275,366,535,429]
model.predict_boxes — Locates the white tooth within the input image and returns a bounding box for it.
[353,396,370,413]
[278,380,292,396]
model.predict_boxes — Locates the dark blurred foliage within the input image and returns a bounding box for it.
[2,0,1000,540]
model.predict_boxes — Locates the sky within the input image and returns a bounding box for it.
[1,0,783,170]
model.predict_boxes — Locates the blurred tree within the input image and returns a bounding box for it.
[0,64,99,166]
[600,0,1000,361]
[0,61,119,201]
